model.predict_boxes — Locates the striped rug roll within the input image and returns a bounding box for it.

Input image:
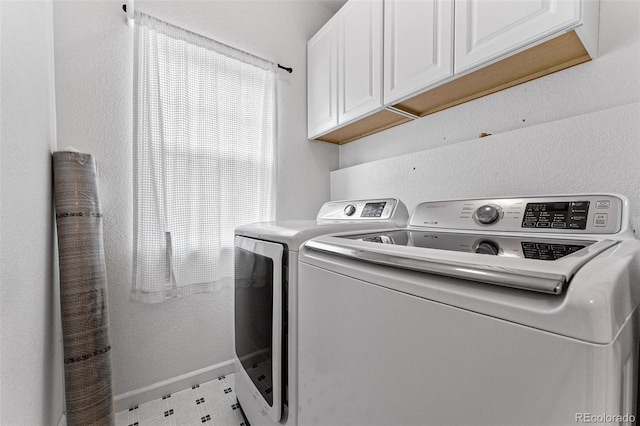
[53,150,114,426]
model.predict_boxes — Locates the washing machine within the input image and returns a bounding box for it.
[233,198,408,426]
[298,194,640,425]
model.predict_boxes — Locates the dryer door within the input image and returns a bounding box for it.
[234,235,284,423]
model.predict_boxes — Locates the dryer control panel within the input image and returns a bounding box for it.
[317,198,409,223]
[410,195,623,234]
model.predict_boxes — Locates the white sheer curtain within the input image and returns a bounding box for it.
[132,11,277,303]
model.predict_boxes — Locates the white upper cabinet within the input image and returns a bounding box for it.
[384,0,454,105]
[455,0,584,74]
[308,0,599,144]
[307,17,339,138]
[338,0,383,125]
[307,0,383,139]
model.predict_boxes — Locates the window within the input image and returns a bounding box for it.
[132,12,276,303]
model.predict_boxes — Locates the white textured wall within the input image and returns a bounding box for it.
[332,102,640,223]
[52,0,338,396]
[338,0,640,168]
[0,1,65,424]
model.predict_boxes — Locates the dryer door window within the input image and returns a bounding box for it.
[234,235,283,422]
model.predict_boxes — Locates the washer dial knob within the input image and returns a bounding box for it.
[473,205,501,225]
[344,204,356,216]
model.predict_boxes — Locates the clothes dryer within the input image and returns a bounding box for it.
[234,198,408,426]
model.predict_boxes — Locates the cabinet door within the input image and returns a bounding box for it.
[308,17,338,138]
[384,0,454,105]
[455,0,581,74]
[338,0,383,124]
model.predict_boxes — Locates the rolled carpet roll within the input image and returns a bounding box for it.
[53,150,114,426]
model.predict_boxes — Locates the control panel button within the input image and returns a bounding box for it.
[596,200,611,209]
[473,205,501,225]
[594,213,608,227]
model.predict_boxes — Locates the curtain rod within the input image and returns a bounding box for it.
[122,4,293,73]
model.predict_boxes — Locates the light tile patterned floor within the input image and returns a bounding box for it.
[115,373,248,426]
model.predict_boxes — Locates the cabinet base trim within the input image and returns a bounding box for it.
[315,109,412,145]
[393,30,591,118]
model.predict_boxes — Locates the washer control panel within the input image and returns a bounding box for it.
[409,195,623,234]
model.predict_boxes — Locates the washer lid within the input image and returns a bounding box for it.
[303,232,619,294]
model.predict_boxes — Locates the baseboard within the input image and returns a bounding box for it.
[113,359,237,413]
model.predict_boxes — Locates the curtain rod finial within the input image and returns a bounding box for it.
[277,64,293,74]
[123,3,134,27]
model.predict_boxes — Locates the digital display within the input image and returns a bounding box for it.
[549,202,569,211]
[361,202,386,218]
[522,201,589,230]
